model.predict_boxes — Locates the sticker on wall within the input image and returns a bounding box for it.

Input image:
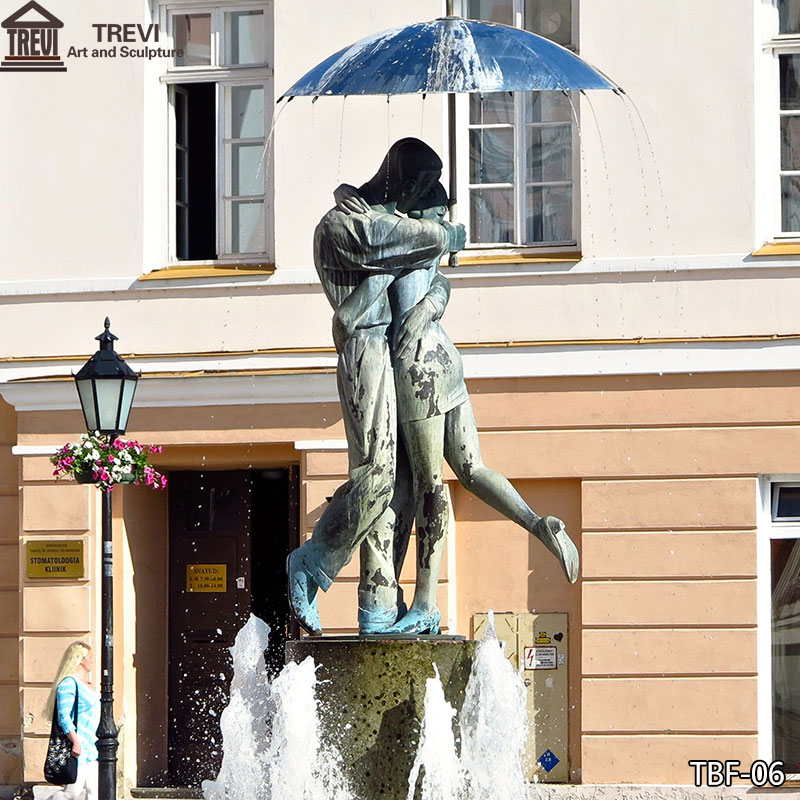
[534,631,552,644]
[553,631,564,642]
[538,749,560,772]
[523,645,557,670]
[186,563,227,592]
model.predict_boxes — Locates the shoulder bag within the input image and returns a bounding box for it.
[43,678,80,785]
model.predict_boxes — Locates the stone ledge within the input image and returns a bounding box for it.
[530,786,799,799]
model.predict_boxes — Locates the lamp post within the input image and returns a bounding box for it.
[74,318,138,800]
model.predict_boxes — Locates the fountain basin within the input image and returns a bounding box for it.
[286,635,477,800]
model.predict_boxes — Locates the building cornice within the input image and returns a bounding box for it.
[2,336,800,412]
[5,255,800,298]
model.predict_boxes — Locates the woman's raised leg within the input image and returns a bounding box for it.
[444,400,579,583]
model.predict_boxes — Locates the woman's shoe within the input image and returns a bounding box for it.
[385,607,441,635]
[358,605,400,635]
[532,515,580,584]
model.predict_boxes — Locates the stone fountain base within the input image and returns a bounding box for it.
[285,635,477,800]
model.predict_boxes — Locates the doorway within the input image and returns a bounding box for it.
[166,467,298,786]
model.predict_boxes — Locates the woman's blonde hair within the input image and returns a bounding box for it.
[42,641,90,720]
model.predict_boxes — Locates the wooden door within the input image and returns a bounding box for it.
[167,470,252,786]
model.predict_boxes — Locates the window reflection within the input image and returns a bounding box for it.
[772,538,800,765]
[780,0,800,36]
[173,14,211,67]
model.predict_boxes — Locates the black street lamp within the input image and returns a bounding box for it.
[74,318,138,800]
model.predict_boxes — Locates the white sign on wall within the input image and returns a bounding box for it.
[523,645,557,670]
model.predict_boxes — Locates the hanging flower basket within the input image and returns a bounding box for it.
[51,433,167,492]
[74,469,136,486]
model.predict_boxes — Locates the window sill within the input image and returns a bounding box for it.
[751,242,800,257]
[455,249,581,266]
[139,262,275,281]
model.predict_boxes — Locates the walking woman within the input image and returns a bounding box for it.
[42,641,100,800]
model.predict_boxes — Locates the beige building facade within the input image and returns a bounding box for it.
[1,0,799,794]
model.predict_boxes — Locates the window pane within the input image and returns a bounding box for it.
[470,188,514,243]
[176,150,187,202]
[173,14,211,67]
[780,55,800,111]
[470,128,514,183]
[228,200,265,253]
[527,184,572,242]
[526,91,572,123]
[228,143,265,196]
[775,486,800,518]
[177,206,188,260]
[527,124,571,182]
[225,10,266,66]
[467,0,513,25]
[470,92,514,124]
[772,538,800,764]
[229,86,265,138]
[782,117,800,171]
[176,82,217,261]
[782,175,800,232]
[525,0,572,45]
[780,0,800,35]
[175,91,188,144]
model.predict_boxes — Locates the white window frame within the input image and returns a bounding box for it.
[158,1,273,263]
[456,0,580,253]
[757,475,800,781]
[760,1,800,243]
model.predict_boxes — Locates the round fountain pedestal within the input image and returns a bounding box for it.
[286,635,476,800]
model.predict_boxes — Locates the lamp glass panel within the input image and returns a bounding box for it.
[76,379,98,432]
[94,379,124,433]
[117,379,138,435]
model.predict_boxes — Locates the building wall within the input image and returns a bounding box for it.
[6,366,796,784]
[0,399,20,784]
[0,0,789,368]
[16,456,97,784]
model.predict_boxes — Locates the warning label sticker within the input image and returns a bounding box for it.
[523,645,557,670]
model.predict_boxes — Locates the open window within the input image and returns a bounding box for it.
[161,3,271,262]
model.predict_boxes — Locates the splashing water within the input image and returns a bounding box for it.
[459,612,529,798]
[202,615,354,800]
[407,664,462,800]
[202,615,272,800]
[407,612,530,800]
[267,657,353,799]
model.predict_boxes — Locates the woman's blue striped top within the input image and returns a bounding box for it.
[56,677,101,766]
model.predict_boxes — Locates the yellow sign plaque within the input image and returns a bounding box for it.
[26,540,84,579]
[186,564,227,592]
